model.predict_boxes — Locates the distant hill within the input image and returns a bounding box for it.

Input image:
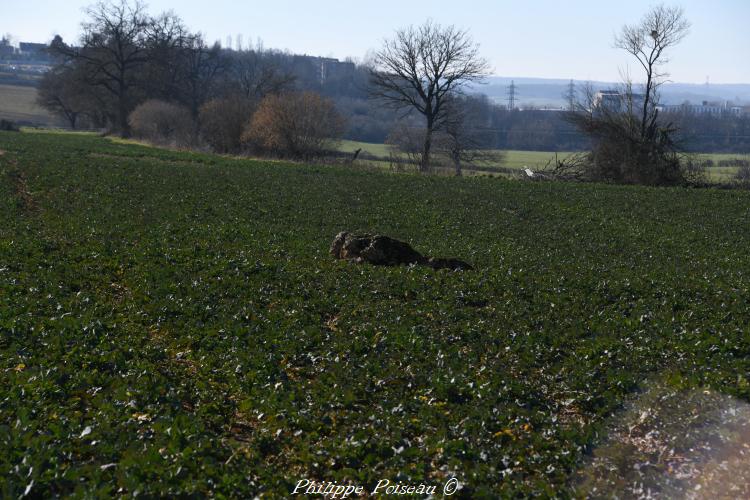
[474,76,750,109]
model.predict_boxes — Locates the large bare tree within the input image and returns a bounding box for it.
[72,0,150,136]
[370,21,490,172]
[614,4,690,138]
[50,0,183,137]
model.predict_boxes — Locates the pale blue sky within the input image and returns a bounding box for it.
[3,0,749,83]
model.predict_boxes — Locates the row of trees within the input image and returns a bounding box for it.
[39,1,728,185]
[37,0,346,158]
[39,0,338,149]
[367,5,700,184]
[376,102,750,154]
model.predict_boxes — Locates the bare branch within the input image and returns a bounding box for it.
[614,4,690,138]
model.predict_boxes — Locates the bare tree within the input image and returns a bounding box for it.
[50,0,152,136]
[49,1,191,137]
[370,21,490,172]
[437,96,502,176]
[174,35,227,122]
[561,5,693,186]
[37,63,93,129]
[614,4,690,138]
[230,48,295,100]
[566,75,689,185]
[140,11,191,101]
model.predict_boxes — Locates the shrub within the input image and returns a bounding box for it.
[735,163,750,187]
[199,95,255,154]
[128,100,193,146]
[566,106,690,186]
[681,156,708,185]
[385,123,426,169]
[0,119,19,132]
[243,91,345,159]
[719,158,750,168]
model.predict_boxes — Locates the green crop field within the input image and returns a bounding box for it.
[0,84,59,126]
[3,131,750,497]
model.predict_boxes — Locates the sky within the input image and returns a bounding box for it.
[3,0,749,83]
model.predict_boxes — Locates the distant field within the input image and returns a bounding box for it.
[339,139,574,175]
[339,139,392,157]
[0,84,58,126]
[694,153,750,182]
[340,140,574,168]
[339,140,749,181]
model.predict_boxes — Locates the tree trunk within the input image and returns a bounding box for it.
[421,120,433,173]
[118,97,130,137]
[117,76,131,138]
[453,152,462,176]
[640,69,653,139]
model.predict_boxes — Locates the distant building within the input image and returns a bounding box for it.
[658,101,746,117]
[592,90,645,114]
[289,54,356,85]
[318,57,355,84]
[18,42,48,55]
[0,38,15,57]
[593,90,622,112]
[729,106,744,117]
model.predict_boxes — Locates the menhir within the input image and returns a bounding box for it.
[330,231,473,271]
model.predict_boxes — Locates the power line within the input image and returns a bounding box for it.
[565,80,576,111]
[507,80,517,111]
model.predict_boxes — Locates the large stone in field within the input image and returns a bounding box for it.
[329,231,426,266]
[330,231,473,271]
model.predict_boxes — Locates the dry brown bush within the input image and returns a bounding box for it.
[128,100,194,146]
[243,91,345,159]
